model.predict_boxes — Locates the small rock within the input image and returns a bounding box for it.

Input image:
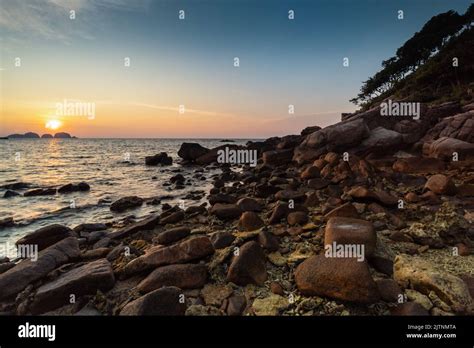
[227,241,267,286]
[390,302,429,316]
[110,196,144,212]
[287,211,308,226]
[252,294,288,316]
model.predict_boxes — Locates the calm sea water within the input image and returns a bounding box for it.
[0,138,251,257]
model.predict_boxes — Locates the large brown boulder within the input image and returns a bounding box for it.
[262,149,293,166]
[122,236,214,276]
[295,254,380,303]
[424,174,457,195]
[324,217,376,258]
[423,136,474,160]
[394,255,473,313]
[120,286,186,315]
[238,211,264,231]
[0,237,80,300]
[30,259,115,314]
[392,157,445,173]
[210,203,241,220]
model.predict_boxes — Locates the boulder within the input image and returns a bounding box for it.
[227,241,267,286]
[160,210,185,224]
[238,211,264,231]
[236,197,263,212]
[347,186,398,206]
[424,174,457,195]
[16,224,73,251]
[30,259,115,314]
[137,264,207,293]
[0,237,80,300]
[295,254,380,303]
[177,143,210,162]
[145,152,172,166]
[262,149,293,165]
[210,203,241,220]
[287,211,308,226]
[58,182,90,193]
[394,255,473,313]
[358,127,404,154]
[110,196,144,212]
[423,136,474,160]
[122,236,214,276]
[24,188,56,196]
[209,231,235,249]
[120,287,186,315]
[3,190,20,198]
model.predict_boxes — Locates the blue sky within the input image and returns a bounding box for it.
[1,0,472,137]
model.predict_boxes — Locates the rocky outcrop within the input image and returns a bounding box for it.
[177,143,210,162]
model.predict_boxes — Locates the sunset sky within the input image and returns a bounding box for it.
[1,0,472,138]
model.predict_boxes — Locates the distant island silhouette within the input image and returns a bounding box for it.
[5,132,76,139]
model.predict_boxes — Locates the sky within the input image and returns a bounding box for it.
[0,0,472,138]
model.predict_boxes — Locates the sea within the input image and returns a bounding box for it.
[0,138,252,258]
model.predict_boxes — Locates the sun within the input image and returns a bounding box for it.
[45,119,62,130]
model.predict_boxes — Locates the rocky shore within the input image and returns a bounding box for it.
[0,100,473,316]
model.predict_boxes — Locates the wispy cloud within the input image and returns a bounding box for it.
[0,0,151,43]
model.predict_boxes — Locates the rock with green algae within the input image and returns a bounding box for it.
[252,294,289,316]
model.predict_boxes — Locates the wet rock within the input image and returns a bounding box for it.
[390,302,429,316]
[324,202,359,219]
[210,203,241,220]
[287,211,308,226]
[0,217,15,228]
[258,230,279,251]
[208,193,237,205]
[57,182,90,193]
[0,237,80,300]
[275,190,306,202]
[120,286,186,315]
[393,157,445,173]
[376,279,402,303]
[110,196,144,212]
[160,210,185,224]
[1,182,30,190]
[424,174,457,195]
[122,236,214,276]
[268,202,290,224]
[252,294,288,316]
[209,232,235,249]
[227,241,267,286]
[30,259,115,314]
[0,262,15,274]
[238,211,264,231]
[324,217,376,257]
[73,223,107,233]
[153,226,190,245]
[145,152,172,166]
[394,255,473,313]
[137,264,207,293]
[3,190,20,198]
[109,214,160,239]
[24,188,56,196]
[170,174,185,184]
[16,224,73,251]
[178,143,210,162]
[295,255,380,303]
[236,197,263,212]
